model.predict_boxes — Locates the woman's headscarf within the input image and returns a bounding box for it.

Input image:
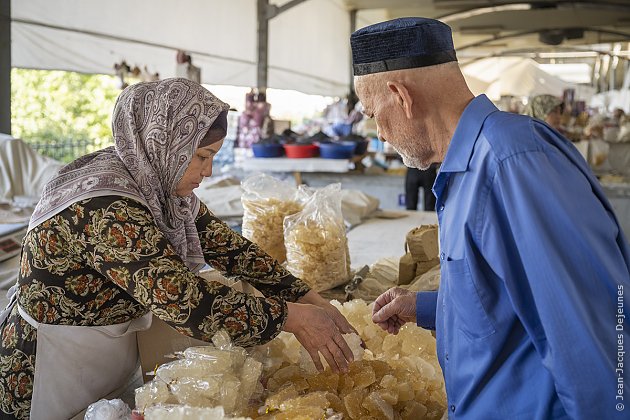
[29,78,230,272]
[523,94,563,120]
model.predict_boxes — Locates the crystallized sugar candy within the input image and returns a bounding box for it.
[283,217,351,291]
[137,301,446,419]
[135,381,173,411]
[182,345,247,369]
[155,358,231,382]
[255,299,446,419]
[242,197,302,262]
[144,404,251,420]
[284,184,351,291]
[241,174,302,263]
[135,330,263,417]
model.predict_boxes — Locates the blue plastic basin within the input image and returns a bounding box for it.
[252,143,284,158]
[319,142,356,159]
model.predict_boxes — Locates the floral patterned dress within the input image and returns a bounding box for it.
[0,196,310,419]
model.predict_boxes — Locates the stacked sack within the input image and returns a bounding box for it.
[398,225,440,290]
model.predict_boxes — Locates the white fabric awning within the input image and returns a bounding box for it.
[462,57,574,100]
[11,0,352,97]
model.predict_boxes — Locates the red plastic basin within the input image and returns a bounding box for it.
[283,144,319,158]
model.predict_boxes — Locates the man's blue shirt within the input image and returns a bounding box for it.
[416,95,630,419]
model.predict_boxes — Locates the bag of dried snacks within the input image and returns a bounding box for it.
[284,183,351,291]
[241,174,302,263]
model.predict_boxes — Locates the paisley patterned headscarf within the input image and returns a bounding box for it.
[29,78,230,272]
[523,94,563,120]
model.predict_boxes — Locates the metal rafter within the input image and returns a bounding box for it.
[257,0,311,94]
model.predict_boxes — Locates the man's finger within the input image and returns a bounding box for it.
[372,290,394,315]
[372,299,401,323]
[375,320,389,331]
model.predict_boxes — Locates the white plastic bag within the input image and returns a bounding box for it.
[84,398,131,420]
[284,184,351,291]
[339,189,379,227]
[135,331,262,416]
[241,174,302,262]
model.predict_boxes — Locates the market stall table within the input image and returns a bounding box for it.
[238,156,364,184]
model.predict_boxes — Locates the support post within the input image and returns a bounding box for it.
[257,0,309,95]
[257,0,269,96]
[0,0,10,134]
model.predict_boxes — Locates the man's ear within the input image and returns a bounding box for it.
[387,81,413,119]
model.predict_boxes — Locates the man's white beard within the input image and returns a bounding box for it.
[395,144,431,170]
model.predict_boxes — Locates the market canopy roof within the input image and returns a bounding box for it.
[9,0,630,97]
[12,0,353,96]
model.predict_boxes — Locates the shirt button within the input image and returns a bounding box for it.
[451,405,456,413]
[440,252,445,260]
[445,353,449,361]
[439,205,445,211]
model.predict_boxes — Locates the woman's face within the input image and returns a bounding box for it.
[175,136,224,197]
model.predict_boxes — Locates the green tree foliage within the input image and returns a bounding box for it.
[10,69,120,162]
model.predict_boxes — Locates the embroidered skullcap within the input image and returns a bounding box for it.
[351,17,457,76]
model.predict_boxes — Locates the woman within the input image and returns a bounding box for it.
[523,94,564,130]
[0,78,355,419]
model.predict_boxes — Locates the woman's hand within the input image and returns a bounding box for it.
[298,290,357,335]
[283,302,354,373]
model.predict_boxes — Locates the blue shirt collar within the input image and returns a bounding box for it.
[440,95,498,173]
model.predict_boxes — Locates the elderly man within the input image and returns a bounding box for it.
[353,17,630,419]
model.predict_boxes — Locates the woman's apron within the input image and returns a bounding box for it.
[0,285,152,420]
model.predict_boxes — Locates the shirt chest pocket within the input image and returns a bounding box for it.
[444,258,496,340]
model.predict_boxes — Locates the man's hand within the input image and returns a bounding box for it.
[298,290,357,335]
[372,287,417,335]
[283,302,354,373]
